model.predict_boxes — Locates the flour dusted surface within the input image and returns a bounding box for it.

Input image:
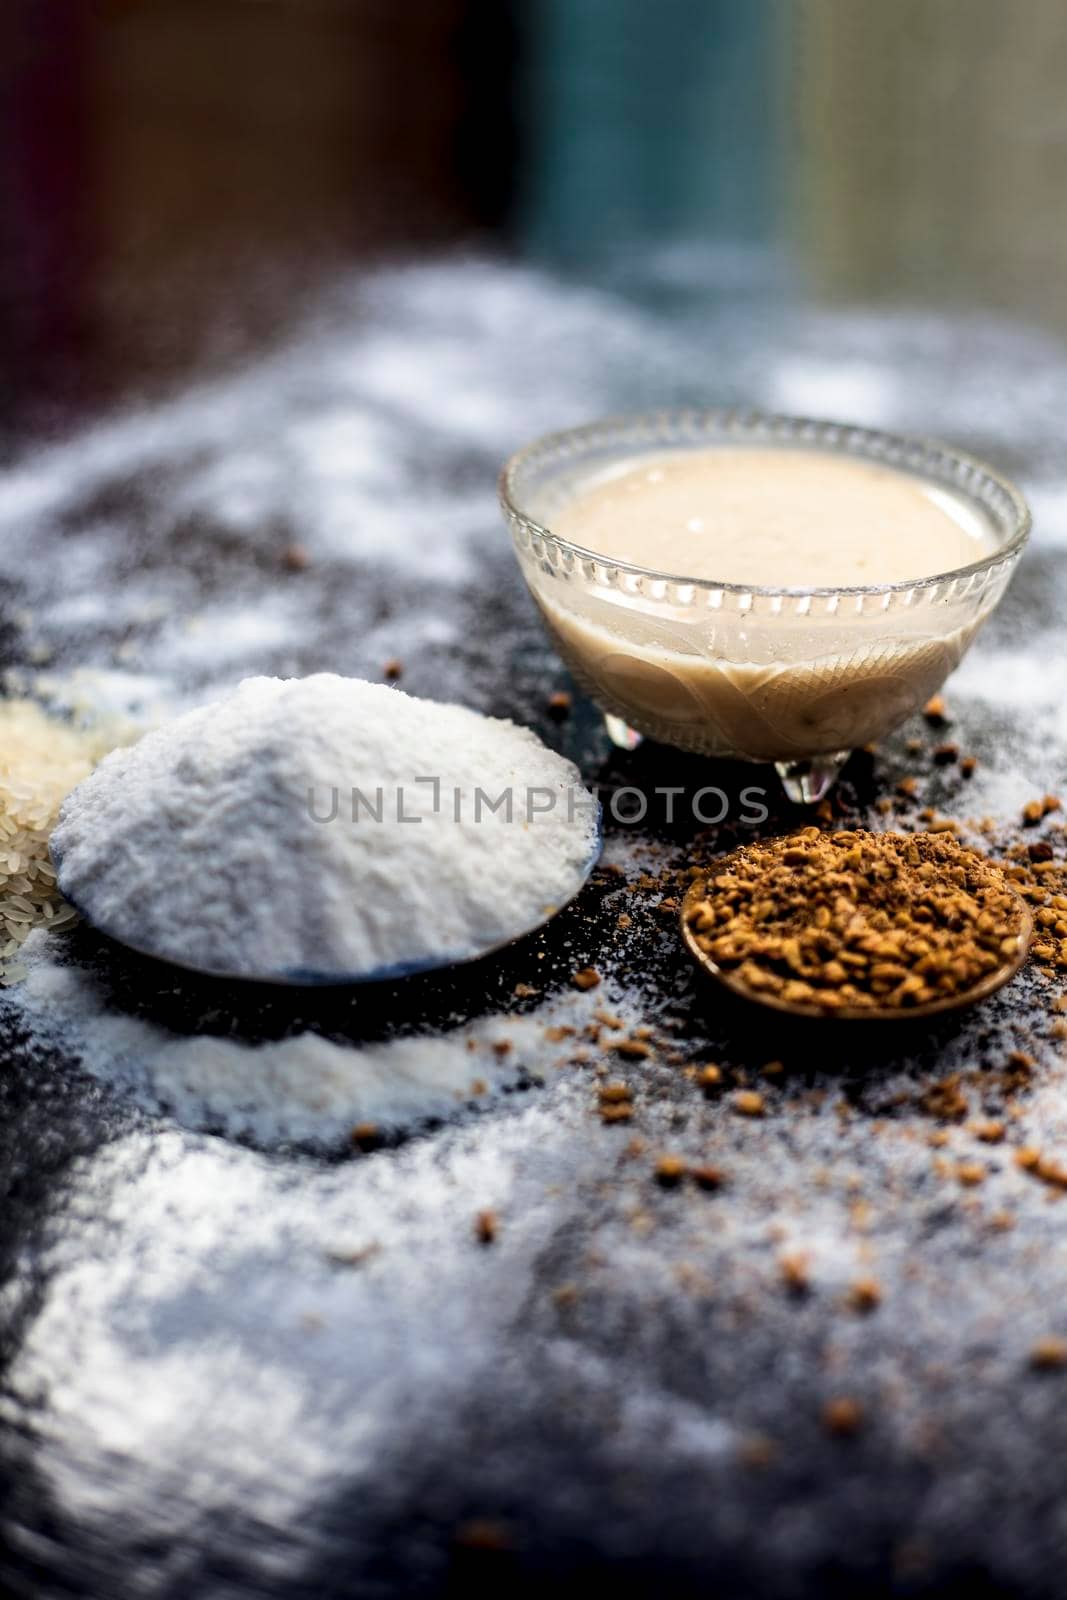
[50,675,599,981]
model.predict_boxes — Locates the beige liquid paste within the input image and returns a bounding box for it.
[536,449,1000,760]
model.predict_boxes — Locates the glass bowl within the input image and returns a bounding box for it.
[499,410,1030,802]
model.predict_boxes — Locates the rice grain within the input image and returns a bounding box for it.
[0,699,127,983]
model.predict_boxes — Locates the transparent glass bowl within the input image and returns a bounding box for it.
[499,410,1030,802]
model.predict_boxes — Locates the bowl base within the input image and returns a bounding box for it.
[602,710,850,805]
[604,713,644,752]
[775,751,851,806]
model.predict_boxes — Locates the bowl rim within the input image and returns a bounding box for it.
[498,407,1032,600]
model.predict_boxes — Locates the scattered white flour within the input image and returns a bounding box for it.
[13,928,636,1147]
[15,937,529,1144]
[51,675,599,982]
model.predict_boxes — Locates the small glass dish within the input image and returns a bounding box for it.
[499,409,1030,802]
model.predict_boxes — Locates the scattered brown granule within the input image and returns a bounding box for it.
[848,1277,883,1313]
[896,776,920,799]
[698,1064,723,1092]
[571,966,601,991]
[552,1282,579,1308]
[280,542,311,572]
[654,1154,687,1188]
[1030,1336,1067,1371]
[733,1090,766,1118]
[738,1434,777,1469]
[960,755,978,778]
[491,1040,512,1057]
[513,983,539,998]
[957,1162,986,1187]
[453,1518,513,1552]
[1044,795,1063,815]
[613,1037,652,1060]
[544,1025,573,1043]
[547,690,572,719]
[598,1081,632,1105]
[383,657,404,681]
[779,1251,810,1294]
[920,1075,967,1122]
[989,1211,1016,1232]
[823,1397,864,1436]
[973,1119,1005,1144]
[617,913,633,929]
[928,1129,951,1147]
[683,829,1029,1015]
[1028,840,1055,863]
[469,1079,488,1097]
[1015,1147,1042,1172]
[906,737,924,756]
[625,1135,647,1158]
[1023,800,1044,827]
[1022,1150,1067,1190]
[933,743,959,766]
[1009,1050,1036,1070]
[692,1164,725,1191]
[1036,1158,1067,1196]
[762,1060,785,1077]
[599,1102,633,1125]
[923,694,949,725]
[351,1122,381,1151]
[474,1209,498,1244]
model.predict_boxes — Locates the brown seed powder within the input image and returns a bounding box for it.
[683,829,1029,1013]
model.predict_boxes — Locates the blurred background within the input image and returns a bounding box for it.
[4,0,1067,441]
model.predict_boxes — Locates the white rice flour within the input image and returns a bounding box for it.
[50,675,599,982]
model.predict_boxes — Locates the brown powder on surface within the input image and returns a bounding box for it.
[779,1251,810,1294]
[823,1397,864,1436]
[848,1277,883,1313]
[474,1209,498,1244]
[280,542,311,572]
[683,829,1029,1014]
[1030,1336,1067,1371]
[654,1154,687,1187]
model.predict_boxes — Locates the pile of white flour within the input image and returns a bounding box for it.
[50,675,599,982]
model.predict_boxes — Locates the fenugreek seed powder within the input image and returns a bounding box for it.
[684,828,1029,1013]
